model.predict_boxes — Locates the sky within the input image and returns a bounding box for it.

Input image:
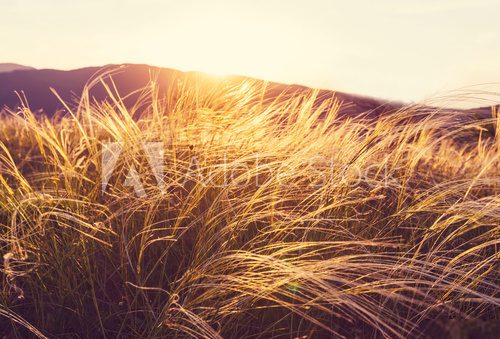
[1,0,500,106]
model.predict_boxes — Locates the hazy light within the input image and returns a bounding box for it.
[1,0,499,106]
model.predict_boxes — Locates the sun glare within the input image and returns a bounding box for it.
[153,9,309,79]
[3,1,499,104]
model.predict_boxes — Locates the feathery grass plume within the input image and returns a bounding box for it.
[0,73,499,338]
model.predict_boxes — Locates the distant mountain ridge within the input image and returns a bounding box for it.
[0,63,36,73]
[0,63,397,115]
[0,64,495,132]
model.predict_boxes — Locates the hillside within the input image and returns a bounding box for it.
[0,64,495,136]
[0,64,395,114]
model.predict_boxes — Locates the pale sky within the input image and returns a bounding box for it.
[1,0,500,106]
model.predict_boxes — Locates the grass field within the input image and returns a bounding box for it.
[0,77,499,338]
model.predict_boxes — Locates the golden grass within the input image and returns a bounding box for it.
[0,76,499,338]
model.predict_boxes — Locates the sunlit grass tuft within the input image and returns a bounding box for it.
[0,77,499,338]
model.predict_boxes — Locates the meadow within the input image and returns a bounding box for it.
[0,77,499,338]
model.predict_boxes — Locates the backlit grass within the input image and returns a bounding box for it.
[0,76,499,338]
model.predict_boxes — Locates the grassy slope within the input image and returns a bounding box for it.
[0,78,499,338]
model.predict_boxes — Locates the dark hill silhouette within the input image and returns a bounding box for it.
[0,63,423,120]
[0,64,179,113]
[0,64,396,115]
[0,64,495,133]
